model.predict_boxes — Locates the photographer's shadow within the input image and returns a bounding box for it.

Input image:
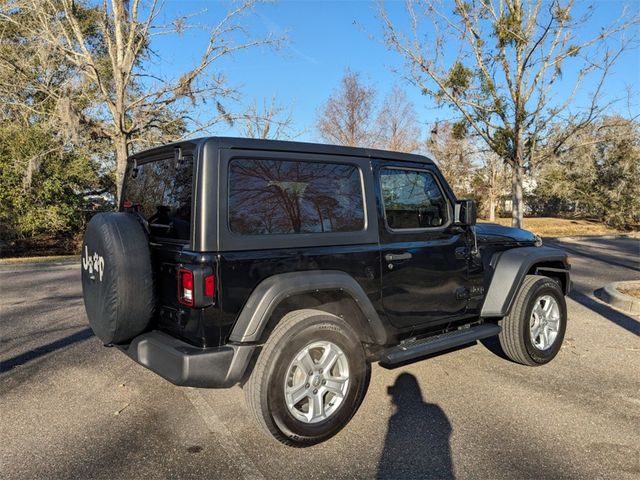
[377,373,454,479]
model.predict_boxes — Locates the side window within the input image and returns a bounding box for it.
[123,156,193,241]
[380,168,448,230]
[228,159,365,235]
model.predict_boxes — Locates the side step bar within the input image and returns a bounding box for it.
[381,323,501,365]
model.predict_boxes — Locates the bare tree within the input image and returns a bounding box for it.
[429,122,509,219]
[317,70,377,147]
[239,97,303,140]
[376,86,421,152]
[476,152,510,221]
[2,0,276,201]
[380,0,638,227]
[428,122,476,199]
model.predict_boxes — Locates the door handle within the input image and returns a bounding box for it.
[385,252,412,262]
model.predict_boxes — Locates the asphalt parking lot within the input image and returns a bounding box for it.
[1,237,639,479]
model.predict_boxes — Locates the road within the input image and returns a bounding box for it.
[1,237,639,479]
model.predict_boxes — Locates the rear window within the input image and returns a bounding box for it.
[228,159,365,235]
[122,156,193,241]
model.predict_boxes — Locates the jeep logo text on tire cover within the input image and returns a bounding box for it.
[82,245,105,282]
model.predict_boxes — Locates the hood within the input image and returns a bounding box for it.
[475,223,538,245]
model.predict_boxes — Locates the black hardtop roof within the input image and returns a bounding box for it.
[130,136,435,165]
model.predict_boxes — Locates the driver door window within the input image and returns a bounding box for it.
[380,168,448,230]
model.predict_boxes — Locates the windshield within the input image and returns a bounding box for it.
[122,156,193,242]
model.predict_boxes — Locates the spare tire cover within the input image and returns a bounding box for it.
[81,212,155,344]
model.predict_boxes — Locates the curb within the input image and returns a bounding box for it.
[595,281,640,314]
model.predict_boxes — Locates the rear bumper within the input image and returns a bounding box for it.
[121,331,256,388]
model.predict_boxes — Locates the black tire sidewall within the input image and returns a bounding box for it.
[522,279,567,364]
[263,316,367,445]
[82,214,117,343]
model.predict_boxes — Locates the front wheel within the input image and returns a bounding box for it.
[244,309,370,447]
[499,275,567,366]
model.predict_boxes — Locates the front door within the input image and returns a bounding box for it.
[376,163,470,330]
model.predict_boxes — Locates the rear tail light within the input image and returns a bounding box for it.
[177,267,216,307]
[178,268,194,306]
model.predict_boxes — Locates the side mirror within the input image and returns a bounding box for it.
[454,199,477,226]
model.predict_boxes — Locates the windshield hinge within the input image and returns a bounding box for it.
[131,158,139,179]
[174,147,193,167]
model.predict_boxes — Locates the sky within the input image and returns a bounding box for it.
[149,0,640,143]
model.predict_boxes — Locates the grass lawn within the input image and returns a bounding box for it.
[618,283,640,299]
[479,217,636,238]
[0,255,79,265]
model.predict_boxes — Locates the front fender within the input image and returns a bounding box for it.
[480,246,570,318]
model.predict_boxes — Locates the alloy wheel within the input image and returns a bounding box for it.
[283,341,350,424]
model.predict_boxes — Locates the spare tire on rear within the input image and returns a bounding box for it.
[81,212,155,345]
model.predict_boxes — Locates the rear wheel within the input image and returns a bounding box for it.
[244,309,369,447]
[499,275,567,366]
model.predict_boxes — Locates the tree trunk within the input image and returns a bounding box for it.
[489,192,496,222]
[511,162,524,228]
[114,133,128,205]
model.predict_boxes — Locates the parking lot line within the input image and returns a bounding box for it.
[184,388,265,480]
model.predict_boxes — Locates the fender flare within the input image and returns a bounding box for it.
[229,270,387,344]
[480,246,570,318]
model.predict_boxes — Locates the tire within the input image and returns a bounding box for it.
[244,309,370,447]
[499,274,567,366]
[81,212,155,345]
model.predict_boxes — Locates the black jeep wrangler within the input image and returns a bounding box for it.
[82,137,570,446]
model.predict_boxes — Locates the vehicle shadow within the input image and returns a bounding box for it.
[479,334,509,361]
[377,373,454,480]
